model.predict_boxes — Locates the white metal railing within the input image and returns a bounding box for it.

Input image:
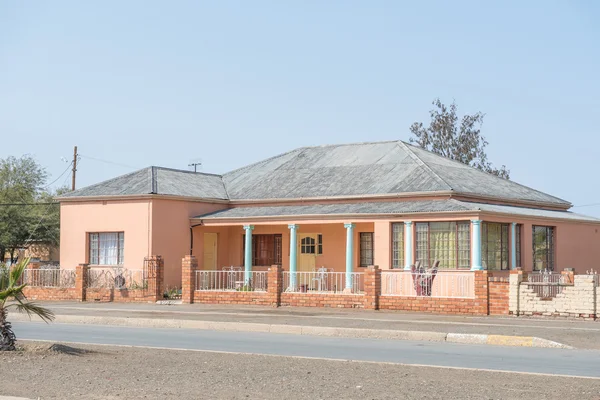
[87,268,146,290]
[195,270,268,292]
[381,270,475,298]
[526,270,569,299]
[21,268,76,288]
[282,271,364,294]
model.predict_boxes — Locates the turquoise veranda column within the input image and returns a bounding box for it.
[344,223,355,289]
[243,225,254,283]
[471,220,483,271]
[288,224,298,289]
[404,221,413,270]
[511,222,517,269]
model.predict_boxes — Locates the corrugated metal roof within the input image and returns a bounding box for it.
[195,199,600,222]
[60,167,228,200]
[59,140,570,207]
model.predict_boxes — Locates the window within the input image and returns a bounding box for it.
[360,232,374,267]
[482,222,509,270]
[515,224,522,268]
[243,234,282,266]
[416,222,470,269]
[300,236,316,254]
[89,232,124,265]
[533,226,555,271]
[391,223,404,269]
[317,234,323,255]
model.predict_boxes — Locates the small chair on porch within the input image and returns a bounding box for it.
[312,266,331,292]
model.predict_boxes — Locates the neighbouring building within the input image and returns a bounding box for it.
[57,140,600,289]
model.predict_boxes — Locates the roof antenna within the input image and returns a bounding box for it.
[188,158,202,173]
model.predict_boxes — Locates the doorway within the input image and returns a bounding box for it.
[203,233,218,270]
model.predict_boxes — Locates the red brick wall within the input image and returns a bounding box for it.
[378,271,489,315]
[85,288,152,303]
[22,287,80,301]
[488,277,509,315]
[194,290,273,306]
[280,293,364,308]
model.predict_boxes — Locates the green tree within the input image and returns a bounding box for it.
[0,156,62,263]
[409,99,510,179]
[0,257,55,350]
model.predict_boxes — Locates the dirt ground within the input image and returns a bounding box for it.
[1,341,599,400]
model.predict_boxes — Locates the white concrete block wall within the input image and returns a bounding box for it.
[511,274,597,318]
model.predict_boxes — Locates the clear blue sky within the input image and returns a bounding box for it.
[1,1,599,214]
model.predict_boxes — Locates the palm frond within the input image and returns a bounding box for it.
[9,257,30,287]
[0,284,27,302]
[7,300,55,323]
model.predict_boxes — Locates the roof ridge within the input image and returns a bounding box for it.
[223,147,304,177]
[152,166,223,178]
[397,141,453,190]
[402,142,571,206]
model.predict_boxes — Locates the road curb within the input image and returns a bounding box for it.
[11,313,573,349]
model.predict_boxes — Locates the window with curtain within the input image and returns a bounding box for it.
[359,232,374,267]
[415,222,470,269]
[482,222,509,270]
[391,223,404,269]
[89,232,124,265]
[533,226,554,271]
[243,234,283,266]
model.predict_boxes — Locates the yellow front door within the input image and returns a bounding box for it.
[298,234,317,272]
[203,233,218,270]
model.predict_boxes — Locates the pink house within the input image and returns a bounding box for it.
[57,140,600,292]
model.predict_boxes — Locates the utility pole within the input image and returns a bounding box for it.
[188,162,202,173]
[72,146,78,191]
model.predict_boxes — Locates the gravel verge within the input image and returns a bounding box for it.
[1,341,599,400]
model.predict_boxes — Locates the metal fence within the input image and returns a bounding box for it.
[282,271,364,294]
[195,270,268,292]
[381,271,475,298]
[21,268,76,288]
[526,270,569,299]
[87,268,146,290]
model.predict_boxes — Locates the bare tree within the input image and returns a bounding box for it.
[409,99,509,179]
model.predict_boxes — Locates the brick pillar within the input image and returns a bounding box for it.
[28,261,41,270]
[561,268,575,285]
[509,268,524,316]
[146,255,164,302]
[364,265,380,310]
[268,265,282,307]
[473,270,489,315]
[75,264,89,302]
[182,255,198,304]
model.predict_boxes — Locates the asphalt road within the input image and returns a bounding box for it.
[13,321,600,378]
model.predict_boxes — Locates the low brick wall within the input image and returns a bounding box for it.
[21,287,80,301]
[379,296,486,315]
[194,290,273,306]
[86,288,152,303]
[280,293,364,308]
[488,277,509,315]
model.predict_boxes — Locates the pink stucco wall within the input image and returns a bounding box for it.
[60,200,152,272]
[149,199,227,288]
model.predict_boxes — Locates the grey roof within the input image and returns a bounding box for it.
[195,200,600,223]
[222,141,570,205]
[60,140,570,207]
[60,167,228,200]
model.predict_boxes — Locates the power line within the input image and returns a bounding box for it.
[42,161,73,189]
[79,154,139,170]
[0,203,58,206]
